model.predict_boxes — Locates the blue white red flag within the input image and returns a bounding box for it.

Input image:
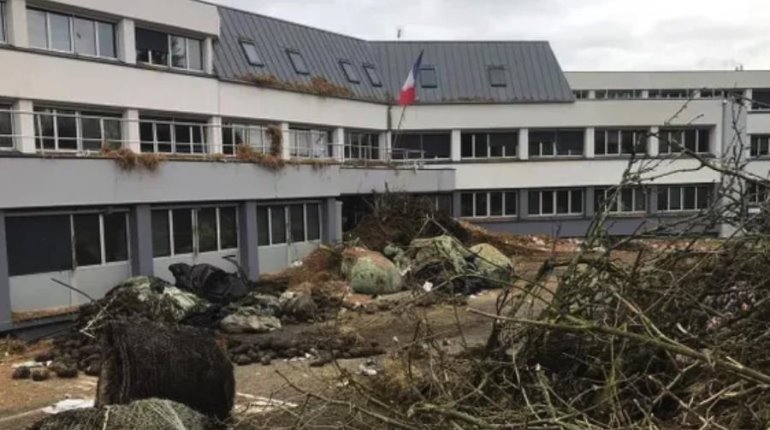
[398,51,424,106]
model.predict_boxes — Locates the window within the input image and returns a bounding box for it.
[219,207,238,250]
[306,204,321,241]
[240,40,262,66]
[6,212,128,276]
[257,204,321,246]
[340,60,360,83]
[152,210,171,257]
[752,89,770,111]
[0,1,6,43]
[136,28,202,71]
[595,90,643,99]
[701,88,744,100]
[289,128,332,159]
[393,132,451,160]
[197,208,218,253]
[657,185,711,212]
[152,207,237,257]
[461,131,517,159]
[140,117,207,154]
[748,182,769,206]
[222,122,269,155]
[595,129,647,156]
[270,206,287,244]
[529,129,585,157]
[27,9,116,58]
[751,135,770,158]
[172,209,194,255]
[345,131,379,160]
[460,191,517,218]
[528,189,584,216]
[420,66,437,88]
[488,66,506,87]
[287,49,309,75]
[573,90,589,99]
[289,205,306,242]
[0,105,13,149]
[363,64,382,87]
[595,187,647,214]
[34,108,121,152]
[649,89,692,99]
[257,207,270,246]
[658,128,710,155]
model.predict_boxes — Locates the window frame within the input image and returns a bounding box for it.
[339,60,360,84]
[459,190,518,218]
[528,189,585,217]
[529,129,585,158]
[34,108,122,153]
[658,127,711,155]
[27,8,117,59]
[419,65,438,88]
[221,121,270,155]
[595,128,648,156]
[139,117,207,154]
[286,49,310,75]
[240,40,263,66]
[0,104,14,149]
[747,182,769,206]
[0,1,7,43]
[656,185,711,212]
[594,187,648,214]
[257,203,322,247]
[152,206,238,258]
[136,28,203,72]
[488,65,507,88]
[344,131,380,160]
[363,64,382,87]
[751,134,770,158]
[392,132,451,160]
[460,131,518,159]
[595,90,643,99]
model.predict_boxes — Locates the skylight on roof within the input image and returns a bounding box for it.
[240,41,263,66]
[286,49,309,75]
[339,60,360,84]
[420,66,437,88]
[363,64,382,87]
[488,65,507,87]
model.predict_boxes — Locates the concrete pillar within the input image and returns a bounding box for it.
[584,127,595,159]
[332,127,345,161]
[519,189,530,219]
[648,126,660,157]
[13,99,35,154]
[130,205,154,277]
[203,37,215,75]
[450,129,462,162]
[206,116,223,155]
[238,201,260,281]
[744,89,753,109]
[323,198,343,244]
[585,187,596,217]
[0,211,11,331]
[451,192,462,218]
[587,90,596,100]
[280,122,291,160]
[6,0,28,47]
[518,128,529,160]
[641,90,650,99]
[117,19,136,65]
[122,109,140,152]
[378,131,391,161]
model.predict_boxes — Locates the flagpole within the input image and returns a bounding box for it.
[391,104,408,158]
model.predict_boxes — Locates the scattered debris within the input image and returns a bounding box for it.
[169,263,249,304]
[341,247,403,295]
[12,366,31,380]
[41,399,94,415]
[31,368,50,382]
[219,307,282,334]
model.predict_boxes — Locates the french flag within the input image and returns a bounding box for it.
[398,51,424,106]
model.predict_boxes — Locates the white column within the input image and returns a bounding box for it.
[280,122,291,160]
[648,126,659,157]
[203,37,215,75]
[450,129,461,162]
[641,90,650,99]
[587,90,597,100]
[122,109,140,152]
[378,131,391,161]
[207,116,223,154]
[6,0,29,47]
[332,127,344,161]
[518,128,529,160]
[13,100,35,154]
[584,127,595,159]
[744,89,754,109]
[117,19,136,65]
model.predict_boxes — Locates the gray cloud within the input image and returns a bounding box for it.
[208,0,770,70]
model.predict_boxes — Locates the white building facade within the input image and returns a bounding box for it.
[0,0,767,331]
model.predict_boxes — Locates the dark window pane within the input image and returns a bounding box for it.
[152,210,170,257]
[557,130,584,156]
[49,13,72,51]
[287,50,309,74]
[571,190,584,214]
[0,2,6,43]
[28,9,48,49]
[103,119,121,143]
[97,22,116,58]
[270,206,287,244]
[74,18,96,56]
[36,110,55,150]
[74,214,101,266]
[140,122,154,152]
[684,129,697,152]
[683,187,696,210]
[621,130,636,154]
[607,130,619,154]
[542,191,554,214]
[621,189,634,212]
[528,191,539,215]
[241,41,263,66]
[474,134,487,158]
[340,61,360,83]
[461,133,473,158]
[156,123,172,153]
[488,66,506,87]
[392,134,421,159]
[197,208,217,252]
[289,205,306,242]
[475,192,488,217]
[490,132,516,157]
[594,188,607,212]
[306,204,320,241]
[0,108,13,148]
[136,28,168,64]
[657,188,669,211]
[6,215,73,276]
[595,130,607,154]
[698,129,710,153]
[104,213,128,263]
[505,192,517,215]
[437,195,452,214]
[670,187,682,210]
[56,111,77,150]
[490,192,503,216]
[635,189,647,212]
[175,124,191,153]
[81,117,102,151]
[363,65,382,87]
[461,193,474,217]
[422,133,451,159]
[220,207,238,249]
[257,207,269,246]
[420,66,437,88]
[172,209,193,254]
[697,186,710,209]
[556,190,570,214]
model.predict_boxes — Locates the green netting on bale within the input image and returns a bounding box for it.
[29,398,223,430]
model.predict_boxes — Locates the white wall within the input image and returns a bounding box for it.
[566,70,770,90]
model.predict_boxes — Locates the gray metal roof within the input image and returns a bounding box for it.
[214,6,574,104]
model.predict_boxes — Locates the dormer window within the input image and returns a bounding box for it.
[488,65,506,87]
[339,60,360,83]
[363,64,382,87]
[420,65,437,88]
[286,49,309,75]
[240,40,263,66]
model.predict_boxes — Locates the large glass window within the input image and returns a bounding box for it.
[393,132,451,160]
[306,204,321,241]
[461,131,517,159]
[657,185,711,212]
[751,89,770,111]
[460,191,518,218]
[659,128,710,155]
[257,207,270,246]
[152,210,171,258]
[529,129,585,157]
[74,214,101,267]
[751,135,770,158]
[152,206,237,257]
[0,105,13,149]
[528,189,584,216]
[289,205,306,242]
[197,208,218,253]
[222,122,270,155]
[34,108,121,152]
[139,117,207,154]
[136,28,202,71]
[595,129,648,156]
[219,207,238,250]
[595,187,647,214]
[345,131,379,160]
[103,213,128,263]
[270,206,287,244]
[172,209,194,255]
[0,1,6,43]
[27,9,116,58]
[258,203,322,246]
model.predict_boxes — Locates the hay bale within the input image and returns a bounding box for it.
[96,320,234,421]
[29,398,223,430]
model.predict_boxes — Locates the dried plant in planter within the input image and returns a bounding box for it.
[101,146,164,172]
[241,74,354,99]
[235,144,284,170]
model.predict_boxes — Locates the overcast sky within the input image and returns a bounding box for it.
[208,0,770,71]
